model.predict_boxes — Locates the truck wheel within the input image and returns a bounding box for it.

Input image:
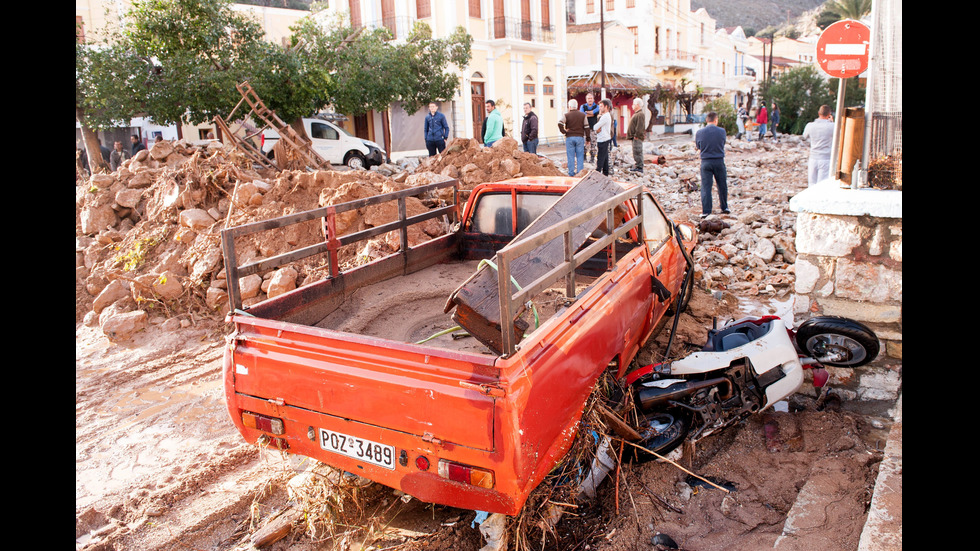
[345,152,366,170]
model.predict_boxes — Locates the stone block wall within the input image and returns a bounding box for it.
[790,185,902,402]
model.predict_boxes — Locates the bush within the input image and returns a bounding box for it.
[702,98,737,135]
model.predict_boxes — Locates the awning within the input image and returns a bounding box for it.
[567,68,658,95]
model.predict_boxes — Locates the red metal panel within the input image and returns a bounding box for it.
[229,319,499,451]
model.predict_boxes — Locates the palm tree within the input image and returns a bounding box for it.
[828,0,872,20]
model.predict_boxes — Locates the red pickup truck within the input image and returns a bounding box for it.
[221,173,697,515]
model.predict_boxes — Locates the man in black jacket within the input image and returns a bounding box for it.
[131,135,146,156]
[521,103,539,154]
[694,112,730,218]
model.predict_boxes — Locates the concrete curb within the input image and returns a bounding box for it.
[857,394,902,550]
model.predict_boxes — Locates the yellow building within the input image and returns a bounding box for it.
[318,1,568,157]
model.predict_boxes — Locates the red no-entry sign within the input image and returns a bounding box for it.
[816,19,870,79]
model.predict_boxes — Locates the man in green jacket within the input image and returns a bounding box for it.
[627,97,646,173]
[484,100,503,147]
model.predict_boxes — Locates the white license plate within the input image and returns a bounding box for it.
[318,428,395,470]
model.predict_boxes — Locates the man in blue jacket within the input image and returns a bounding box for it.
[694,112,730,219]
[424,102,450,156]
[580,92,601,164]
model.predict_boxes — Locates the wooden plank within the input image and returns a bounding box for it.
[251,503,304,547]
[447,171,627,353]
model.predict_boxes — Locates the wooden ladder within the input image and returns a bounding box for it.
[214,81,331,171]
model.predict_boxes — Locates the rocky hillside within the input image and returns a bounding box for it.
[692,0,826,34]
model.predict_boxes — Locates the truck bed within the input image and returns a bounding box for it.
[314,259,597,355]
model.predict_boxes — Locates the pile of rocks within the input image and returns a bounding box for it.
[415,136,565,186]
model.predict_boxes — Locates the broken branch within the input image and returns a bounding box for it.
[613,437,731,494]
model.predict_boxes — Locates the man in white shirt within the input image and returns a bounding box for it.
[594,99,613,176]
[802,105,836,186]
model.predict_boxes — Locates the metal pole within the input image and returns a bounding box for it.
[600,0,607,100]
[829,78,846,186]
[859,0,880,186]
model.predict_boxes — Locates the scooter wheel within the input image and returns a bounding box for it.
[629,412,689,463]
[796,316,880,368]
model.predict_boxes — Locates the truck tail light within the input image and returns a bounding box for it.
[242,411,285,435]
[437,460,494,489]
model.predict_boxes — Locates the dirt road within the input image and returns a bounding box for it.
[76,135,898,551]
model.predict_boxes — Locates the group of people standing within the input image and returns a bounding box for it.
[557,92,632,177]
[423,94,836,221]
[78,135,150,174]
[423,99,542,157]
[736,101,781,142]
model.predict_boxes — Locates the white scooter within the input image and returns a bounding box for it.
[617,314,880,458]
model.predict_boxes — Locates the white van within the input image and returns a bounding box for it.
[261,117,385,170]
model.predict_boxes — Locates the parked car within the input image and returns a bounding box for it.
[261,116,385,170]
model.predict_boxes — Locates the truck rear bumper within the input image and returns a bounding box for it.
[225,389,521,514]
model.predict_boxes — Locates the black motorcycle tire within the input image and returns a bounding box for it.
[629,411,689,463]
[795,316,880,368]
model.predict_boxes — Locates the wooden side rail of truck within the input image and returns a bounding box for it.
[220,173,697,515]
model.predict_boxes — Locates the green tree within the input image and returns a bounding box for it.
[828,76,866,108]
[291,17,472,117]
[767,65,835,134]
[75,0,332,172]
[76,40,149,173]
[703,98,736,135]
[826,0,872,20]
[123,0,307,126]
[290,15,472,155]
[397,22,474,115]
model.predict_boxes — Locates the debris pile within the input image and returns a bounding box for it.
[416,136,565,186]
[76,139,452,340]
[590,136,810,301]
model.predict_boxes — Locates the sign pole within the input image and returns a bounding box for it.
[829,78,846,185]
[816,19,870,188]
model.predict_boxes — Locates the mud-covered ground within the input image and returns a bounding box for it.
[76,136,899,551]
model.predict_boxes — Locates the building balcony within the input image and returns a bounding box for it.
[490,16,556,48]
[692,71,726,91]
[652,49,697,71]
[360,16,414,41]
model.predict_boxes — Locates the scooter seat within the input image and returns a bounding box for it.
[703,320,773,352]
[719,332,751,350]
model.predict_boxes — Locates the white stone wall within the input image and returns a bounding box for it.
[790,184,902,401]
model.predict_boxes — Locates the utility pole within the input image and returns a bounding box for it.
[600,0,607,100]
